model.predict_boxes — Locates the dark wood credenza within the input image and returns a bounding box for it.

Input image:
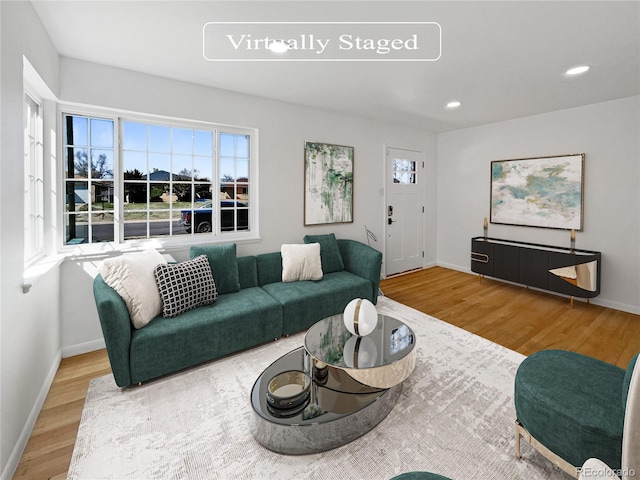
[470,237,601,303]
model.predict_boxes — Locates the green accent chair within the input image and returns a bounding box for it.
[390,473,452,480]
[514,350,639,478]
[576,351,640,480]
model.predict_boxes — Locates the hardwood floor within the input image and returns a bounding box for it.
[13,350,111,480]
[380,267,640,368]
[13,267,640,479]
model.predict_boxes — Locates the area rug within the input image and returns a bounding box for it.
[67,297,572,480]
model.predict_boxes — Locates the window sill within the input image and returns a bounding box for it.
[23,254,66,293]
[22,234,262,292]
[59,233,262,261]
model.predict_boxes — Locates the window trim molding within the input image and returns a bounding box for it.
[24,84,45,266]
[56,103,260,253]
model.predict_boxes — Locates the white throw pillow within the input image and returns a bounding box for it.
[281,243,323,282]
[98,249,167,329]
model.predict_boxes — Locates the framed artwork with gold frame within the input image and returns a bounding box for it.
[490,153,585,230]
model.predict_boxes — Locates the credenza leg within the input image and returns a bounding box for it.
[570,296,574,308]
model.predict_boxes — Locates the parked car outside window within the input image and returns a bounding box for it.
[180,200,248,233]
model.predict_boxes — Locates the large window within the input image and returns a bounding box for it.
[24,91,44,262]
[62,112,254,245]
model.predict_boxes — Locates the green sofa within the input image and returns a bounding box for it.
[93,237,383,387]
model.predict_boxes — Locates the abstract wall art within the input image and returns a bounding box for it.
[304,142,354,225]
[490,153,584,230]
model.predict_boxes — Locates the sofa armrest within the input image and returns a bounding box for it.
[93,275,133,387]
[337,239,383,304]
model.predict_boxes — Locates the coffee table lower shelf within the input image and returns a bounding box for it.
[250,347,402,455]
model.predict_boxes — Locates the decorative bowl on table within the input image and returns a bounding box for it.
[266,370,311,410]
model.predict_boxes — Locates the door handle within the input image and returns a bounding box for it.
[388,218,396,225]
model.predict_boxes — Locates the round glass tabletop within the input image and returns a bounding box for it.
[304,314,416,388]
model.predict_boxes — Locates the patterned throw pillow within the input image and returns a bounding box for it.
[154,255,218,318]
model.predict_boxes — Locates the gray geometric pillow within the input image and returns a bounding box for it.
[154,255,218,318]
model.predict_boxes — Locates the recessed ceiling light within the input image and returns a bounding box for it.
[565,65,590,76]
[446,100,462,109]
[268,40,291,54]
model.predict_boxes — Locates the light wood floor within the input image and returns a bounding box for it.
[380,267,640,368]
[13,350,111,480]
[13,267,640,479]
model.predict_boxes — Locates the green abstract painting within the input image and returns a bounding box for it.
[490,154,584,230]
[304,142,354,225]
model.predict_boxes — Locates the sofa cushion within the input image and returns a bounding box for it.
[256,252,283,286]
[129,287,283,384]
[237,256,259,289]
[190,243,240,294]
[281,243,323,282]
[98,249,167,329]
[304,233,344,273]
[514,350,625,470]
[154,255,218,318]
[262,270,373,335]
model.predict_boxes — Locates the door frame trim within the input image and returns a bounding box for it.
[383,144,425,278]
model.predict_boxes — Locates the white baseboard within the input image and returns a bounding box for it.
[1,350,62,480]
[62,338,106,358]
[2,340,107,480]
[436,261,470,274]
[590,298,640,315]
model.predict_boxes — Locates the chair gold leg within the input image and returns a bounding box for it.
[514,419,579,478]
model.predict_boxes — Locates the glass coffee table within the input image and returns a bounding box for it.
[250,313,415,454]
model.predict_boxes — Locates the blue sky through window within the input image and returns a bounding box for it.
[122,121,219,181]
[121,121,250,183]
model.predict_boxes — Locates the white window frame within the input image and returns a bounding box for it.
[24,86,45,264]
[58,105,259,252]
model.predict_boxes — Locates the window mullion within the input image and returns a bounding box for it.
[214,128,219,236]
[114,118,123,244]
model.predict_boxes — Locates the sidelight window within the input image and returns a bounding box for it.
[24,91,44,261]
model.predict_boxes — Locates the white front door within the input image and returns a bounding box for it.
[385,148,424,276]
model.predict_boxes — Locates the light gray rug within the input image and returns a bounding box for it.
[67,297,572,480]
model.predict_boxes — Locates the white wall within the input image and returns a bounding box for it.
[3,6,637,478]
[58,57,438,354]
[437,96,640,314]
[0,2,61,479]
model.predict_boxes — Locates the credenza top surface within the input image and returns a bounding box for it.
[471,237,601,256]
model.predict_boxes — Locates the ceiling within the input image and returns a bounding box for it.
[31,1,640,132]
